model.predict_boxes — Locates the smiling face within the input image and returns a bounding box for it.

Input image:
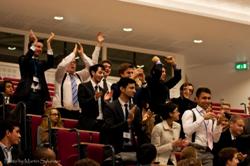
[92,67,104,83]
[120,83,136,99]
[34,42,43,56]
[102,62,112,77]
[196,92,211,110]
[66,60,77,74]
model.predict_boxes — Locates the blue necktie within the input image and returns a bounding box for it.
[70,75,78,106]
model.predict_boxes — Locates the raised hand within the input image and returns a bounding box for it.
[104,91,113,101]
[47,32,55,51]
[127,105,137,125]
[77,42,84,55]
[164,56,176,66]
[29,30,38,43]
[96,32,105,46]
[73,44,78,55]
[47,32,55,44]
[152,56,160,63]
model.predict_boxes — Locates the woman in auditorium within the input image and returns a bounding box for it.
[37,107,63,146]
[151,102,188,166]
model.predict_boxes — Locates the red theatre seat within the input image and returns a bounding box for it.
[26,114,43,152]
[53,128,100,166]
[62,118,78,128]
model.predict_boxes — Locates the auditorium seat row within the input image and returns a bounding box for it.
[26,114,107,166]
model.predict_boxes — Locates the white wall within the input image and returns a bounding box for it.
[186,62,250,108]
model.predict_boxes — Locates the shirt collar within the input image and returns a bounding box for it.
[0,142,12,151]
[196,105,205,113]
[118,97,129,107]
[162,120,178,130]
[90,79,98,89]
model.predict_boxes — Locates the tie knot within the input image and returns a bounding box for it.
[95,85,99,91]
[124,104,128,108]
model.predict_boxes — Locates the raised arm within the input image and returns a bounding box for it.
[91,32,104,64]
[46,32,55,54]
[55,44,77,82]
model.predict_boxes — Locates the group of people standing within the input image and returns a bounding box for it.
[0,30,249,166]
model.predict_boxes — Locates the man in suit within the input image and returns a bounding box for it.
[103,77,140,153]
[0,120,21,165]
[78,64,112,132]
[171,82,197,138]
[213,115,248,165]
[13,30,55,115]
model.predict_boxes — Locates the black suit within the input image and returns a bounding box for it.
[13,47,54,115]
[103,100,142,153]
[0,146,21,166]
[78,81,106,131]
[213,129,249,165]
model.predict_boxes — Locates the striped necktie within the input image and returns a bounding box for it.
[70,74,78,106]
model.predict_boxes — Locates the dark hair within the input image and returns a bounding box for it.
[0,120,20,140]
[89,64,104,77]
[136,143,157,165]
[118,63,133,75]
[101,60,112,66]
[218,147,238,166]
[117,77,136,89]
[195,87,211,97]
[3,80,13,92]
[180,82,194,93]
[160,102,178,120]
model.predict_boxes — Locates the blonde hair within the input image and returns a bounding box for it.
[39,107,63,128]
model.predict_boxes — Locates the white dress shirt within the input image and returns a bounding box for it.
[52,46,100,111]
[182,105,223,148]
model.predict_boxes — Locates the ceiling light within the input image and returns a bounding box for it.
[54,16,64,21]
[8,46,16,51]
[123,27,133,32]
[193,39,203,44]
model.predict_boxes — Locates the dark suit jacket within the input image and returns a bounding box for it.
[213,129,249,165]
[0,146,20,166]
[78,81,106,130]
[103,100,142,153]
[13,48,54,102]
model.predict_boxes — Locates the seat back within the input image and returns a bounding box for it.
[62,118,78,128]
[54,128,100,166]
[26,114,43,152]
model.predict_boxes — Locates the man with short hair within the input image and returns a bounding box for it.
[0,120,21,165]
[53,33,104,119]
[213,115,247,165]
[171,82,197,138]
[99,60,112,93]
[182,87,224,166]
[13,30,55,115]
[78,64,112,132]
[103,77,140,153]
